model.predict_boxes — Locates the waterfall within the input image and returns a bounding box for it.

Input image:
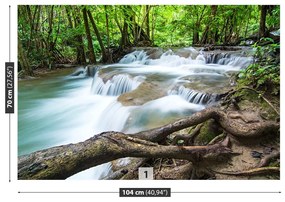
[169,86,218,105]
[148,50,206,66]
[205,53,253,69]
[93,101,136,132]
[118,49,253,69]
[91,73,144,96]
[119,50,149,64]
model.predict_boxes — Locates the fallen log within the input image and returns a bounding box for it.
[18,132,231,179]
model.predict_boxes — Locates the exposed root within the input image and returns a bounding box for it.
[188,123,203,144]
[120,158,148,180]
[171,134,191,145]
[210,167,280,176]
[208,133,226,145]
[18,107,279,179]
[257,151,280,167]
[103,168,128,180]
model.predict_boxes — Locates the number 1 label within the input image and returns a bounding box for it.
[139,167,153,180]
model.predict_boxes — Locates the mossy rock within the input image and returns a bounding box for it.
[234,89,279,121]
[194,119,222,145]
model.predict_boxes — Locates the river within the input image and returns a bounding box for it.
[18,47,252,179]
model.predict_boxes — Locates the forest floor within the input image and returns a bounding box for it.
[110,88,280,180]
[159,91,279,180]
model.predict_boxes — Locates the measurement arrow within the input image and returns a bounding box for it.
[9,5,11,62]
[7,5,12,182]
[172,191,281,194]
[18,191,119,194]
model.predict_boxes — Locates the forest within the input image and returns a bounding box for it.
[18,5,280,72]
[18,5,280,180]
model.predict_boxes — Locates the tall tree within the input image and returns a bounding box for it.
[104,6,110,50]
[82,7,96,64]
[200,5,218,44]
[66,6,86,64]
[18,39,33,76]
[145,5,150,39]
[259,5,268,38]
[190,6,207,45]
[87,9,109,62]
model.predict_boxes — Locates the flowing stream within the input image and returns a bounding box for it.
[18,47,253,179]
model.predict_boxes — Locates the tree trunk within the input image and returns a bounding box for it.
[200,5,218,44]
[18,107,279,179]
[192,22,200,45]
[18,132,231,180]
[259,5,267,38]
[145,5,150,39]
[82,7,96,64]
[18,39,33,76]
[73,7,86,64]
[120,20,130,48]
[104,6,110,50]
[87,9,108,63]
[66,6,86,64]
[151,8,155,43]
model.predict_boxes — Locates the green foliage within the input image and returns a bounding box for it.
[238,39,280,95]
[267,6,280,29]
[18,5,280,68]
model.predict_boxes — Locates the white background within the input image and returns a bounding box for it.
[0,0,284,201]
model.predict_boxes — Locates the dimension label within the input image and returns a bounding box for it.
[5,62,14,113]
[119,188,171,197]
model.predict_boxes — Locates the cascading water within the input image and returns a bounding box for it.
[169,86,218,105]
[119,50,149,64]
[91,73,145,96]
[18,47,253,180]
[205,52,254,68]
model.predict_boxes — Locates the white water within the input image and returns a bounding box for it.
[169,85,218,105]
[18,48,252,180]
[91,73,145,96]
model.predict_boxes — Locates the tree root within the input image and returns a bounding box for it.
[171,124,203,146]
[171,134,191,145]
[157,162,193,180]
[134,107,279,142]
[257,151,280,167]
[208,133,226,145]
[210,167,280,176]
[18,107,279,180]
[103,168,128,180]
[120,158,148,180]
[18,132,232,179]
[188,123,203,144]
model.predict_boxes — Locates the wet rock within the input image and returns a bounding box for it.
[85,65,101,77]
[145,48,164,59]
[118,81,166,106]
[174,47,199,59]
[131,47,164,59]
